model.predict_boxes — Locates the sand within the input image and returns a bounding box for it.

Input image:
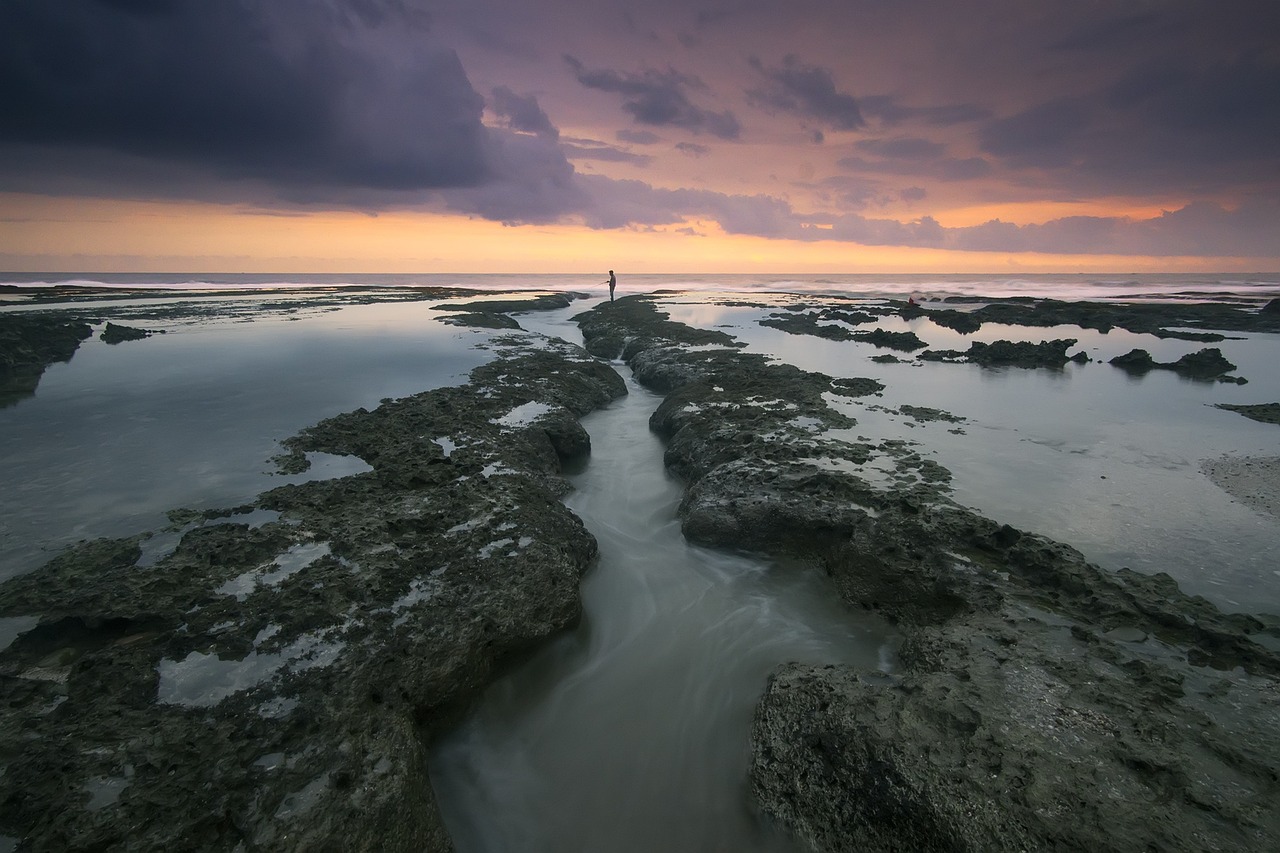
[1201,455,1280,519]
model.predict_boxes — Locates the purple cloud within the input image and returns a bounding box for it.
[564,56,741,139]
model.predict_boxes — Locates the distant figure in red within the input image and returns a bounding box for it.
[607,270,616,302]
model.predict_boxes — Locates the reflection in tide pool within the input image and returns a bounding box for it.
[658,295,1280,613]
[430,371,895,852]
[0,301,493,582]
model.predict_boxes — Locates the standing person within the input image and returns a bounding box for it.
[607,269,616,302]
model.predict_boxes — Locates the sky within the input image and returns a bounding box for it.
[1,0,1278,274]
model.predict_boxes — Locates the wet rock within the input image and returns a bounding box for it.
[922,338,1084,368]
[829,377,885,398]
[1214,402,1280,425]
[439,312,522,329]
[851,329,927,351]
[574,295,742,361]
[962,297,1272,339]
[923,308,982,333]
[433,293,579,314]
[1111,347,1244,382]
[1109,347,1158,373]
[100,322,160,344]
[575,295,1280,853]
[0,315,94,405]
[0,335,626,851]
[761,313,857,341]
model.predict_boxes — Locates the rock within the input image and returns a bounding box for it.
[1214,402,1280,426]
[923,339,1083,368]
[0,335,627,851]
[439,311,522,329]
[1172,347,1237,378]
[1110,348,1157,373]
[923,309,982,334]
[100,322,159,344]
[851,329,928,352]
[574,295,1280,853]
[0,315,94,405]
[1111,347,1243,381]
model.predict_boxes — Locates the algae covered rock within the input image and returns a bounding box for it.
[0,334,625,851]
[574,293,1280,853]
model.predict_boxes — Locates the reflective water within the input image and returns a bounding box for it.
[0,299,494,580]
[659,295,1280,613]
[430,365,893,852]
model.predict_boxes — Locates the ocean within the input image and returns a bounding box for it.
[5,270,1280,303]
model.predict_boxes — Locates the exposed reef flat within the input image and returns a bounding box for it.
[578,294,1280,853]
[1215,402,1280,425]
[0,315,94,406]
[921,338,1086,368]
[1111,347,1246,382]
[933,296,1280,340]
[100,322,161,344]
[0,326,625,849]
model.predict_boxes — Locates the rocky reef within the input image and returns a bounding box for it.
[921,338,1086,368]
[1110,347,1247,382]
[577,294,1280,853]
[1214,402,1280,425]
[0,315,94,406]
[100,322,161,344]
[0,331,625,850]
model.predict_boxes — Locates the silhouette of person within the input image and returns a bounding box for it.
[607,270,616,302]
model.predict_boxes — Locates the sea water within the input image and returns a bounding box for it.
[2,275,1279,848]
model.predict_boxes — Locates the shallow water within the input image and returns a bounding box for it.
[4,284,1279,849]
[658,295,1280,613]
[0,299,494,580]
[429,365,893,852]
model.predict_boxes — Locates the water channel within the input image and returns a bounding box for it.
[429,313,895,851]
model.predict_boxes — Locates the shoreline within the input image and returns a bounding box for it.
[2,287,1278,850]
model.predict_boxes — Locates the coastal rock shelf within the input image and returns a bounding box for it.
[577,295,1280,853]
[0,330,625,850]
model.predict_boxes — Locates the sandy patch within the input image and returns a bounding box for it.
[1201,455,1280,520]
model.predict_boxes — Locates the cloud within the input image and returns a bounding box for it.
[489,87,559,140]
[561,138,652,166]
[854,137,947,161]
[616,129,663,145]
[0,0,492,196]
[675,142,710,158]
[978,53,1280,196]
[564,55,741,139]
[857,95,991,127]
[837,155,992,183]
[746,55,864,130]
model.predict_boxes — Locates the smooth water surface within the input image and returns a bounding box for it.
[658,295,1280,612]
[430,331,894,853]
[0,299,496,580]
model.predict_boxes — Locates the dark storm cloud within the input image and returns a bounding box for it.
[564,56,741,139]
[0,0,491,197]
[489,87,560,139]
[746,56,864,130]
[1047,11,1164,52]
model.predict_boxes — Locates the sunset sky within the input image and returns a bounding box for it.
[2,0,1278,273]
